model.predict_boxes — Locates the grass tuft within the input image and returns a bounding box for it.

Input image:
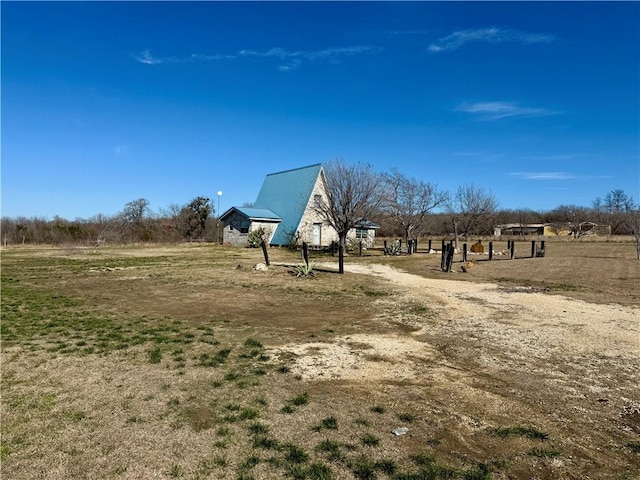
[148,346,162,364]
[527,447,562,458]
[625,441,640,453]
[290,392,309,406]
[284,444,309,464]
[360,433,380,447]
[396,412,415,423]
[312,416,338,432]
[493,425,549,441]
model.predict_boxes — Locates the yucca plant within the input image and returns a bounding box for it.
[383,240,402,256]
[291,262,316,277]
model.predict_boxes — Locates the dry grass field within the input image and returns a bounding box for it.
[1,239,639,480]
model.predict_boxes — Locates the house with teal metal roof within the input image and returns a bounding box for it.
[220,164,379,247]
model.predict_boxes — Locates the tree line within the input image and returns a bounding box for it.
[1,161,638,250]
[1,197,215,246]
[315,160,639,271]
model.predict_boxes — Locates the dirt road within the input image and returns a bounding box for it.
[276,262,640,478]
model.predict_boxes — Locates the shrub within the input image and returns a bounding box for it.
[247,228,266,248]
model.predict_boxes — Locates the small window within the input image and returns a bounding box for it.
[355,228,367,239]
[314,194,322,207]
[240,227,249,234]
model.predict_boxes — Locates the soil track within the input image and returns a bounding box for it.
[276,262,640,477]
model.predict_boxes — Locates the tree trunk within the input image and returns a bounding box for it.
[338,236,345,274]
[452,219,459,251]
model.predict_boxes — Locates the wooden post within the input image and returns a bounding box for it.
[539,240,546,257]
[446,243,455,272]
[531,240,536,258]
[302,242,309,266]
[441,239,445,252]
[383,240,388,255]
[398,239,402,252]
[407,239,413,255]
[463,243,467,263]
[428,239,432,252]
[441,244,447,271]
[507,239,511,249]
[359,240,363,257]
[260,240,270,266]
[510,240,515,260]
[489,241,493,261]
[414,238,418,253]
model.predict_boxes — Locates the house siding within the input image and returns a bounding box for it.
[295,174,338,247]
[223,211,279,246]
[346,228,376,249]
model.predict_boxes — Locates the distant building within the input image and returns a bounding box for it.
[493,222,611,237]
[220,164,379,247]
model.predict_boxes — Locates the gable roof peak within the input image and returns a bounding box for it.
[264,163,323,177]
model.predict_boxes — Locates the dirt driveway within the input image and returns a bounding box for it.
[276,262,640,478]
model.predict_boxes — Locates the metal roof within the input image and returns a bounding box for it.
[253,164,323,245]
[220,207,281,222]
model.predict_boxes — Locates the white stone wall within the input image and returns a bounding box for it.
[294,173,378,248]
[251,222,277,244]
[346,228,377,249]
[296,174,339,246]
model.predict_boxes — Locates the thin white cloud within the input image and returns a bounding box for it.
[428,27,555,53]
[511,172,576,180]
[134,45,382,70]
[134,49,163,65]
[456,101,557,121]
[132,50,236,64]
[511,172,613,181]
[386,29,431,36]
[114,145,129,156]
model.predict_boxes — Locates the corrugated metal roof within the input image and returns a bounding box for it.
[220,207,281,222]
[253,164,323,245]
[236,207,281,221]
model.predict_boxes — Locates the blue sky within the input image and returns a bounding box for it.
[2,1,639,220]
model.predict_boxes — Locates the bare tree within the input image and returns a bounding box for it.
[84,214,114,246]
[515,208,541,236]
[120,198,151,242]
[383,169,447,249]
[447,183,498,248]
[628,208,640,259]
[314,159,383,273]
[603,189,635,234]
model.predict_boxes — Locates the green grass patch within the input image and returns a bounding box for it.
[397,412,416,423]
[312,416,338,432]
[148,346,162,364]
[243,338,263,349]
[290,392,309,406]
[316,439,343,462]
[626,441,640,453]
[493,425,549,441]
[360,433,380,447]
[284,444,309,464]
[527,447,562,458]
